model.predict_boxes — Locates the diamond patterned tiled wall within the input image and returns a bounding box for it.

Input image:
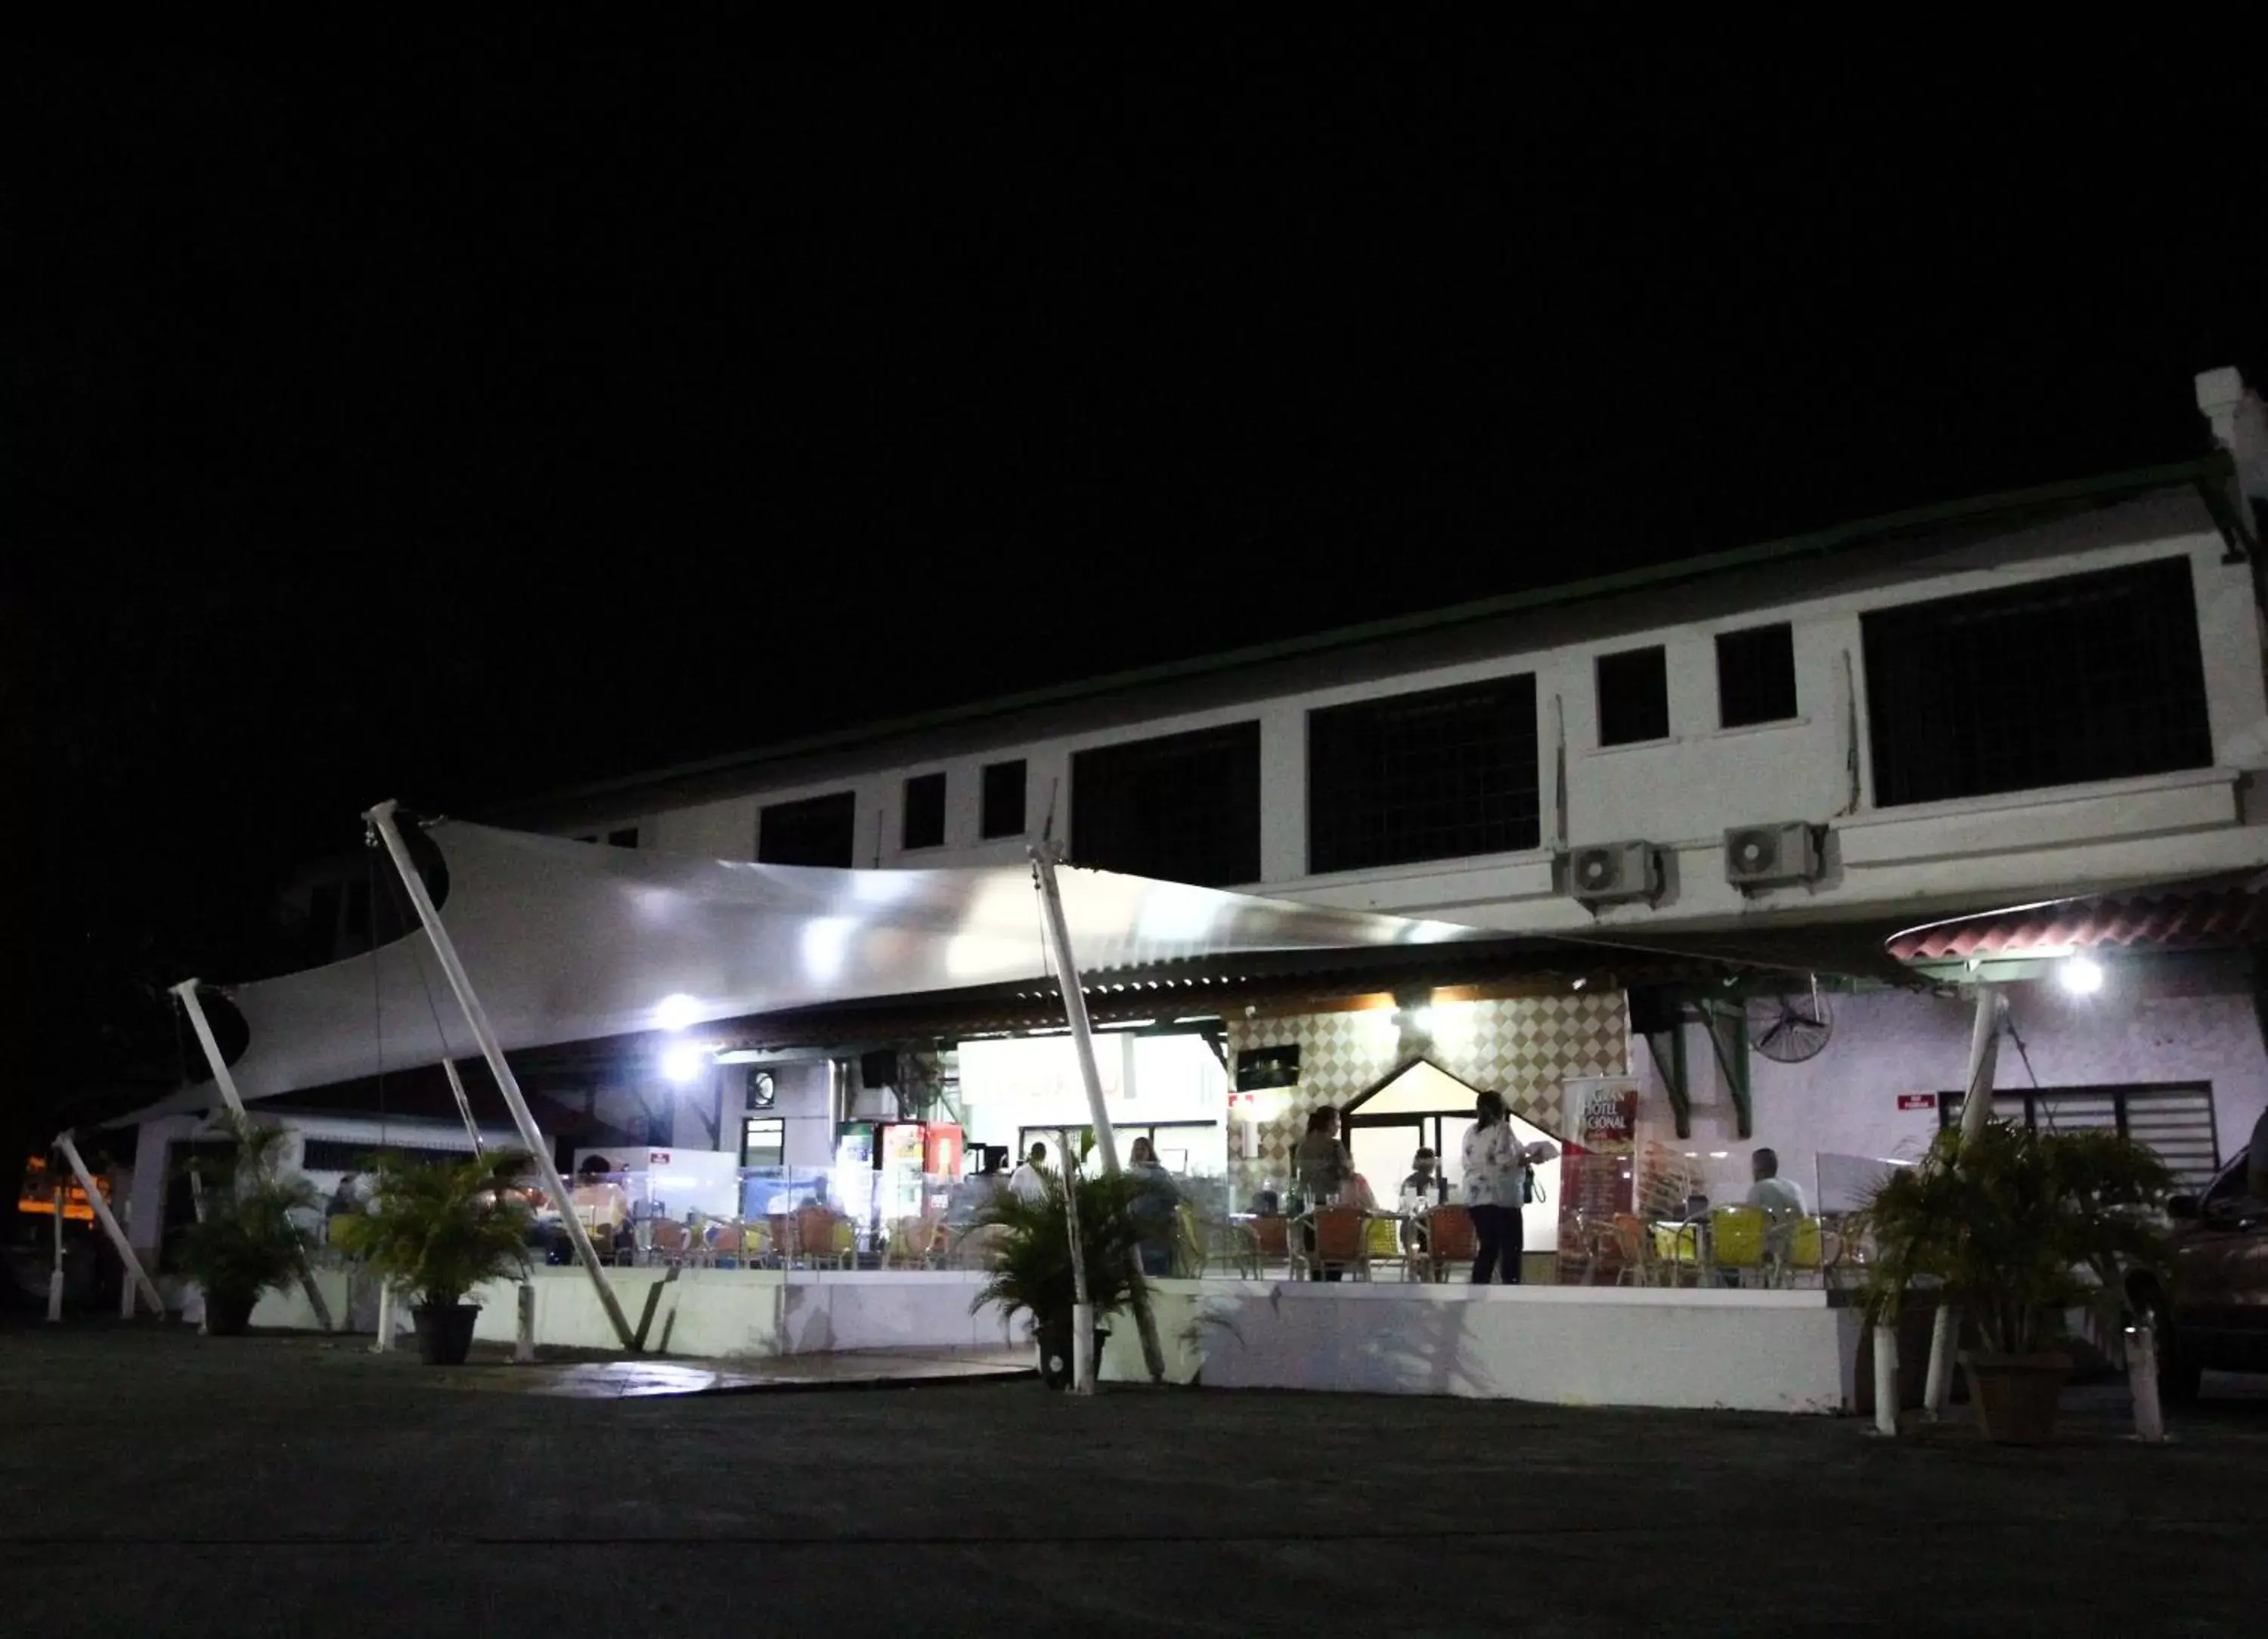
[1222,993,1631,1196]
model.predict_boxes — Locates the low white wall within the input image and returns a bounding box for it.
[253,1266,1018,1360]
[1102,1278,1861,1414]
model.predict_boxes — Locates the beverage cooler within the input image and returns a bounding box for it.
[838,1120,962,1225]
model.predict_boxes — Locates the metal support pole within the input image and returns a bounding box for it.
[57,1131,163,1319]
[1031,844,1166,1386]
[441,1058,484,1152]
[1923,984,2003,1417]
[365,801,637,1352]
[173,981,336,1331]
[47,1186,65,1321]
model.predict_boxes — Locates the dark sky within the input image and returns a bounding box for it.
[8,51,2266,1114]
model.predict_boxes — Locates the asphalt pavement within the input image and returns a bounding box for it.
[2,1318,2260,1636]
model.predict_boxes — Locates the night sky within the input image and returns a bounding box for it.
[8,52,2266,1132]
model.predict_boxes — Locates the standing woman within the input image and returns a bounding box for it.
[1461,1090,1527,1284]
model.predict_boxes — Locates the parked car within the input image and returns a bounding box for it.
[2131,1145,2268,1401]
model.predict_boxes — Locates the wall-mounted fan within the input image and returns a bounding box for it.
[1745,978,1834,1064]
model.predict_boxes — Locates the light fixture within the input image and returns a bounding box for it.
[1571,975,1588,991]
[662,1044,708,1085]
[653,993,702,1033]
[2059,955,2105,996]
[1408,1006,1436,1036]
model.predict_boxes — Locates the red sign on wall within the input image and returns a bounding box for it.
[1898,1093,1936,1111]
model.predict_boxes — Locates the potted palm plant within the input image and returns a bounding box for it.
[970,1167,1149,1390]
[333,1148,535,1365]
[178,1114,320,1337]
[1862,1120,2172,1443]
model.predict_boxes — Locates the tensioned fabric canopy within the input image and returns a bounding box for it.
[164,819,1486,1111]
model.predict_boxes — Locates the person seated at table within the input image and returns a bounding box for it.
[1126,1137,1182,1276]
[1008,1142,1052,1204]
[1294,1105,1355,1281]
[1400,1148,1442,1255]
[1745,1148,1806,1219]
[947,1151,1008,1226]
[1400,1147,1444,1207]
[570,1155,635,1259]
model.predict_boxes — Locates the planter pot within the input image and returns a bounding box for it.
[1960,1351,2072,1444]
[1035,1318,1111,1390]
[412,1303,481,1366]
[203,1291,257,1337]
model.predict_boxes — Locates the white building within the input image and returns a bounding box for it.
[183,367,2268,1263]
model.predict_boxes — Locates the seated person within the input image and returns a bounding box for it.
[946,1154,1007,1228]
[569,1155,634,1259]
[1745,1148,1806,1219]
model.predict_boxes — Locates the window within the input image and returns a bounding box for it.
[1596,645,1670,746]
[1715,624,1799,729]
[1308,674,1540,874]
[1071,722,1261,886]
[981,759,1027,840]
[758,791,858,866]
[1941,1082,2219,1194]
[903,772,947,850]
[606,826,640,848]
[1864,557,2213,807]
[742,1117,785,1169]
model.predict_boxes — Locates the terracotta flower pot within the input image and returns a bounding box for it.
[1959,1351,2072,1444]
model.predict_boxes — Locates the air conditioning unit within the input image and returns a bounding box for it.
[1723,822,1823,891]
[1567,841,1661,906]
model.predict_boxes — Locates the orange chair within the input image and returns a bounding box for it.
[1249,1215,1293,1276]
[708,1220,745,1269]
[1311,1207,1366,1281]
[1419,1205,1478,1283]
[649,1218,692,1266]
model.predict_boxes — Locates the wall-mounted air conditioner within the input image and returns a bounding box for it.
[1723,822,1823,891]
[1567,841,1661,906]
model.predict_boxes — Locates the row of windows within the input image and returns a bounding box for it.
[758,758,1029,866]
[750,558,2214,887]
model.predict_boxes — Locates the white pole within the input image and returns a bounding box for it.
[372,1281,395,1353]
[1923,984,2003,1417]
[1058,1127,1094,1396]
[172,981,336,1331]
[2126,1324,2167,1443]
[1031,844,1166,1386]
[515,1281,536,1364]
[47,1185,65,1322]
[364,801,638,1352]
[172,981,245,1118]
[441,1058,485,1153]
[57,1131,163,1319]
[1872,1321,1899,1438]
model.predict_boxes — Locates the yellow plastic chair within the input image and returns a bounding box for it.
[1712,1204,1768,1284]
[1364,1214,1409,1280]
[1652,1221,1703,1283]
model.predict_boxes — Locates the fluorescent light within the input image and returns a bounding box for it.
[662,1045,708,1084]
[653,993,702,1033]
[2059,955,2105,996]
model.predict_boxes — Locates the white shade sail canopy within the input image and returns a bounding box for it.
[167,819,1485,1111]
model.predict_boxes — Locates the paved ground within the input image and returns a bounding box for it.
[2,1318,2260,1637]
